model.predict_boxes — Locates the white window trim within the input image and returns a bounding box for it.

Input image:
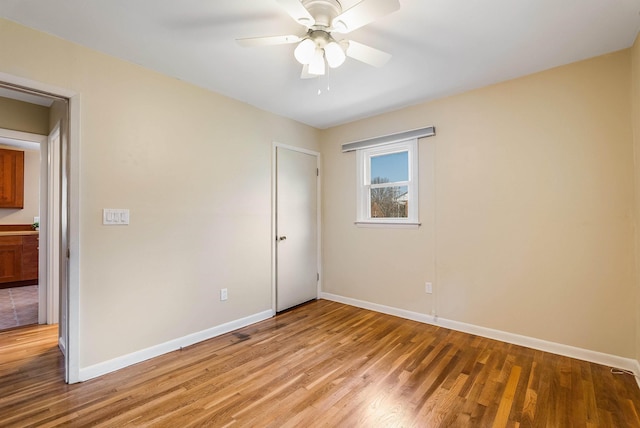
[356,138,420,227]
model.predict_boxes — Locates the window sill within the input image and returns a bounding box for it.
[354,221,421,229]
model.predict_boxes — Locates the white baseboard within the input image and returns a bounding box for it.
[320,292,640,376]
[78,309,274,382]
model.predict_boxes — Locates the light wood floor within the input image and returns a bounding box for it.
[1,300,639,427]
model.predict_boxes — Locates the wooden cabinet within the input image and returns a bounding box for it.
[21,235,38,280]
[0,236,22,283]
[0,234,38,286]
[0,148,24,209]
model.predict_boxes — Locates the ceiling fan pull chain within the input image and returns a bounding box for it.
[317,68,331,96]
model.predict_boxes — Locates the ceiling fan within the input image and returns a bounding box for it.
[236,0,400,78]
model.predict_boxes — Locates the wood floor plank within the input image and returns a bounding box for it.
[493,365,522,428]
[1,300,640,427]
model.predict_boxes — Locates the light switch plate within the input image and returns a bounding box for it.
[103,209,130,225]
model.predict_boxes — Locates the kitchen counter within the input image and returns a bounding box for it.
[0,230,39,236]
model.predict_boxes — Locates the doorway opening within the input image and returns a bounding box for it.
[0,130,45,330]
[0,76,78,383]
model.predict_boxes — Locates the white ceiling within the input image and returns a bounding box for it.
[1,0,639,129]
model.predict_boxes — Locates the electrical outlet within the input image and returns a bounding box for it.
[220,288,228,301]
[425,282,433,294]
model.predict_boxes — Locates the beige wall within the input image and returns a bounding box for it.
[0,145,39,225]
[321,50,635,358]
[632,34,640,365]
[0,18,320,367]
[0,96,49,135]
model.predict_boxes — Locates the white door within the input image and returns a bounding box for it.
[276,147,318,312]
[60,112,71,383]
[47,124,60,325]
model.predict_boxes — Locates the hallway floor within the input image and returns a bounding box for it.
[0,285,38,330]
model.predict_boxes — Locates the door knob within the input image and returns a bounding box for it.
[278,236,287,241]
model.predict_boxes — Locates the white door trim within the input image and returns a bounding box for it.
[0,128,46,147]
[0,71,81,384]
[271,142,322,314]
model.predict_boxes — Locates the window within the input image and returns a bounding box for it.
[356,139,419,226]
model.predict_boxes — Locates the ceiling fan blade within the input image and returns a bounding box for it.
[276,0,316,27]
[300,64,319,79]
[236,35,301,47]
[332,0,400,33]
[345,40,392,67]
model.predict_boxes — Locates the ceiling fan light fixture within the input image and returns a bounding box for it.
[294,38,316,64]
[324,40,346,68]
[308,48,326,75]
[241,0,398,79]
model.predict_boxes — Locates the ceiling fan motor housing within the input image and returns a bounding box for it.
[302,0,342,28]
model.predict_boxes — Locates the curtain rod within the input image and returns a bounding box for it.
[341,126,436,152]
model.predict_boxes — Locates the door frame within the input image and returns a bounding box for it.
[271,142,321,315]
[0,72,81,383]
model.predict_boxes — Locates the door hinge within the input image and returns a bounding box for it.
[317,168,319,177]
[317,273,319,281]
[66,248,70,258]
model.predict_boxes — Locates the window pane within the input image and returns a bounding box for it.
[370,151,408,183]
[370,185,408,218]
